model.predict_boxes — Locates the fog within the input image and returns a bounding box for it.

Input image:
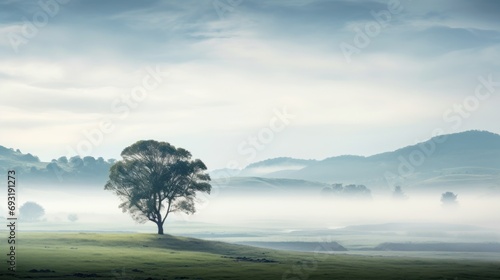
[188,193,500,231]
[3,184,499,239]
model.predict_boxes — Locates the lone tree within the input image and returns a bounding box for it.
[19,201,45,222]
[67,213,79,222]
[343,184,372,199]
[441,191,458,206]
[105,140,211,234]
[392,186,408,200]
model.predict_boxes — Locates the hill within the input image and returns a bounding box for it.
[0,146,44,170]
[237,130,500,192]
[238,157,318,177]
[0,145,113,185]
[212,176,329,193]
[2,130,500,192]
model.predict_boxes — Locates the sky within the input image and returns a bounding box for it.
[1,0,500,170]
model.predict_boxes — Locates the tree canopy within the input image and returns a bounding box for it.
[441,191,458,206]
[392,186,408,200]
[104,140,211,234]
[19,201,45,222]
[321,183,372,199]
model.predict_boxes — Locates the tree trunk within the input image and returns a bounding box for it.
[157,222,164,235]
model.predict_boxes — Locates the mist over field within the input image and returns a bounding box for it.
[6,184,500,239]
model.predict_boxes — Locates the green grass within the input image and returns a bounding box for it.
[1,232,499,279]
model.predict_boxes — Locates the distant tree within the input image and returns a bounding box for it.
[46,162,62,173]
[343,184,372,198]
[19,202,45,222]
[331,183,343,193]
[83,156,96,166]
[69,156,84,168]
[58,156,69,164]
[67,213,79,222]
[441,192,458,206]
[324,183,372,199]
[21,153,40,162]
[392,186,407,200]
[105,140,212,235]
[97,157,106,164]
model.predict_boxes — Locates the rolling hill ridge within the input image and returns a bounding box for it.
[2,130,500,193]
[214,130,500,193]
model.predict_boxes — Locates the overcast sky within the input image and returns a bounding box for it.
[1,0,500,170]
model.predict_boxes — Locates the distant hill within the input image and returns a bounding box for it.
[0,145,113,186]
[2,130,500,192]
[239,157,317,177]
[0,146,42,168]
[236,130,500,192]
[212,176,329,193]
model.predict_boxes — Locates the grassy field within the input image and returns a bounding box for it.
[1,232,499,280]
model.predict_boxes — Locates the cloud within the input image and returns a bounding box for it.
[1,0,499,168]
